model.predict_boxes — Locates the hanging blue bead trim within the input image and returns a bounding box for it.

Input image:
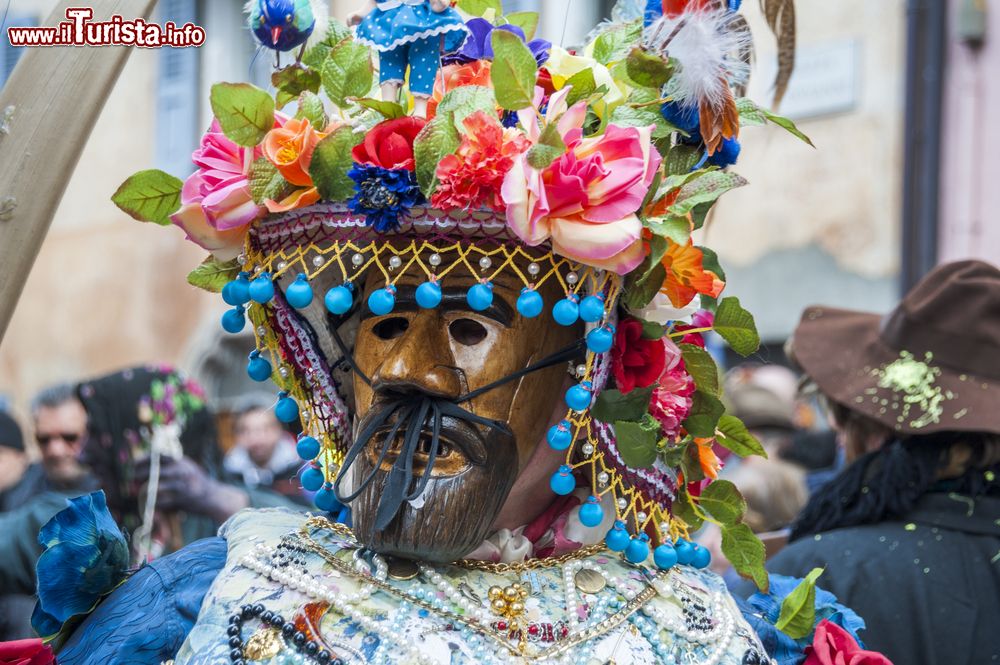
[314,483,341,512]
[249,272,275,304]
[653,543,678,570]
[516,287,543,318]
[467,281,494,311]
[300,461,324,492]
[545,420,572,451]
[586,324,615,354]
[221,306,246,334]
[553,295,580,326]
[578,294,605,323]
[274,391,299,424]
[325,283,354,315]
[549,464,576,495]
[625,533,651,564]
[579,495,604,527]
[222,272,251,306]
[690,543,711,569]
[416,280,442,309]
[247,350,272,382]
[296,434,321,461]
[285,273,314,309]
[565,381,593,412]
[605,520,630,551]
[674,538,695,565]
[367,285,396,316]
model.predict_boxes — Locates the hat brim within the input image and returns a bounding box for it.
[792,306,999,436]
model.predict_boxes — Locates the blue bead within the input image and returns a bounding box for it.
[296,435,321,460]
[222,280,242,306]
[579,496,604,527]
[325,284,354,315]
[691,543,711,569]
[300,463,324,492]
[285,273,313,308]
[549,465,576,495]
[565,381,593,411]
[249,272,275,303]
[221,306,245,333]
[229,272,252,305]
[653,544,678,570]
[605,521,630,551]
[368,286,396,316]
[416,281,442,309]
[546,420,572,451]
[674,538,695,565]
[552,297,580,326]
[314,484,341,512]
[579,295,605,323]
[467,282,494,311]
[586,325,615,353]
[625,535,650,564]
[247,350,272,382]
[516,288,543,318]
[275,392,299,424]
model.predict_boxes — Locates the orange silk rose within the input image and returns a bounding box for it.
[262,117,328,213]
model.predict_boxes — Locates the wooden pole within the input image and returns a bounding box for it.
[0,0,157,343]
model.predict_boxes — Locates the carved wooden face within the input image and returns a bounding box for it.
[347,253,581,561]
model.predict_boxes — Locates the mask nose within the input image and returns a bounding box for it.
[372,313,463,400]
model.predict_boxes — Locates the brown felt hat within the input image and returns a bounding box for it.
[790,260,1000,435]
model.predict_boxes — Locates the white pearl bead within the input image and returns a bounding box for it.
[388,256,402,269]
[566,271,579,284]
[479,256,492,270]
[351,252,365,266]
[312,255,325,267]
[428,253,442,266]
[527,262,540,275]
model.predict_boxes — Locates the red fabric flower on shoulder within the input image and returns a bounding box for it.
[611,318,666,393]
[352,117,427,171]
[804,620,894,665]
[0,639,56,665]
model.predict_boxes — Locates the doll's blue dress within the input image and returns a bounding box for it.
[355,0,468,96]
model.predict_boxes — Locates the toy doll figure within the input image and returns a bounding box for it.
[350,0,468,117]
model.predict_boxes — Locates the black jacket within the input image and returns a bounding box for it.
[766,493,1000,665]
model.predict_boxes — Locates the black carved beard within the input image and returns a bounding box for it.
[341,396,518,562]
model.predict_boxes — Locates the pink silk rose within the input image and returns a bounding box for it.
[804,620,894,665]
[171,119,279,260]
[0,639,56,665]
[650,337,696,440]
[502,87,661,274]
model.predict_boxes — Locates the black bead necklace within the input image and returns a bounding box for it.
[226,602,344,665]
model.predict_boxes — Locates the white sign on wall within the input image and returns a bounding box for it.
[752,39,859,120]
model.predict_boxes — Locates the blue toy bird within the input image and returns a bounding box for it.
[247,0,328,66]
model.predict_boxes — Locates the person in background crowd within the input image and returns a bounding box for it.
[764,260,1000,665]
[0,385,97,512]
[0,410,29,505]
[223,395,306,504]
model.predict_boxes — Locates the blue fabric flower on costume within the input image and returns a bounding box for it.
[739,573,867,665]
[348,165,425,233]
[443,18,551,66]
[31,491,129,639]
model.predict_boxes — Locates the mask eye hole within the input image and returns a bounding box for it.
[449,318,488,346]
[372,317,409,341]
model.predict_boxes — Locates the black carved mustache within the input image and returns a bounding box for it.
[334,393,510,531]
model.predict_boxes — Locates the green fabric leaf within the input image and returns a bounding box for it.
[714,296,760,356]
[309,126,363,201]
[414,115,460,196]
[626,47,674,89]
[640,319,665,340]
[301,20,352,70]
[563,68,597,107]
[672,484,704,531]
[457,0,502,17]
[698,246,726,281]
[437,85,497,129]
[623,261,666,311]
[272,65,320,109]
[679,344,720,397]
[592,21,643,65]
[698,479,747,525]
[736,97,815,146]
[680,440,705,482]
[663,143,702,175]
[683,391,725,438]
[505,11,539,40]
[613,416,660,469]
[670,171,748,216]
[352,97,406,119]
[209,82,275,147]
[609,104,673,139]
[111,169,183,225]
[249,158,285,205]
[762,107,816,147]
[526,122,567,169]
[592,386,655,424]
[716,415,768,459]
[645,216,691,246]
[294,91,328,129]
[490,30,538,110]
[721,523,769,592]
[775,568,825,638]
[187,255,241,293]
[322,41,374,109]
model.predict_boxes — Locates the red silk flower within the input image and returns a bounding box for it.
[0,639,56,665]
[611,318,667,393]
[351,117,427,171]
[804,620,894,665]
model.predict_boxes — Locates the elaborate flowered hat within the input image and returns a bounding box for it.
[113,0,808,584]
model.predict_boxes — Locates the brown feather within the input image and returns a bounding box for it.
[699,83,739,155]
[772,0,796,108]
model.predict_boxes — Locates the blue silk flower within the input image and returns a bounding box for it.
[31,491,130,639]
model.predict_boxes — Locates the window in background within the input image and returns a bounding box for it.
[0,14,36,89]
[156,0,201,176]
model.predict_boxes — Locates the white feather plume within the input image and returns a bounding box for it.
[644,7,751,111]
